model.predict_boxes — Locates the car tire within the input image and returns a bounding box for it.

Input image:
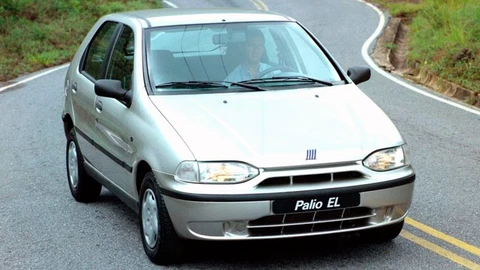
[139,172,181,265]
[66,129,102,202]
[361,220,404,243]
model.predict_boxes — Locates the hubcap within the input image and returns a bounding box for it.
[67,141,79,189]
[142,189,159,249]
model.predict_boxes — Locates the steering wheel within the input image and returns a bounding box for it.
[257,66,296,78]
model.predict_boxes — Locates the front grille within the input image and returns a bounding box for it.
[257,171,364,187]
[247,207,374,237]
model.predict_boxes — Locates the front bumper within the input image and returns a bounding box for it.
[161,173,415,240]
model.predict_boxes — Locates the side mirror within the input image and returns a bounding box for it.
[95,79,132,108]
[347,66,371,85]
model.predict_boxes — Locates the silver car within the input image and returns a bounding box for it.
[62,8,415,265]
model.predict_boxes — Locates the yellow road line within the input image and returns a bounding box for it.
[257,0,268,11]
[249,0,262,10]
[406,217,480,257]
[401,231,480,270]
[249,0,269,11]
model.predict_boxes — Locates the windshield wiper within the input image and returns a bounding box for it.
[156,80,267,92]
[240,76,335,86]
[226,81,267,91]
[156,81,228,89]
[238,78,274,84]
[270,76,335,86]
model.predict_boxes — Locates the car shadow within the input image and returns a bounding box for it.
[179,228,397,268]
[93,189,139,224]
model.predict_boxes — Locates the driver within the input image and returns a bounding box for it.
[225,28,272,82]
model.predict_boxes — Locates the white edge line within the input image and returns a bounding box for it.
[0,64,69,93]
[359,0,480,116]
[162,0,178,8]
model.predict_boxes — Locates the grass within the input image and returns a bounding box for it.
[0,0,161,82]
[408,0,480,91]
[370,0,480,92]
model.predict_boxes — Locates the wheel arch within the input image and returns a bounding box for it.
[136,160,152,195]
[62,113,74,138]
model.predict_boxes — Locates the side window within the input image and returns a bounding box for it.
[83,22,118,80]
[106,26,134,90]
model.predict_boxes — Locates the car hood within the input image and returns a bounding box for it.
[150,85,404,168]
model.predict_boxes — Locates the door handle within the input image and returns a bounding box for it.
[95,100,103,112]
[72,82,77,93]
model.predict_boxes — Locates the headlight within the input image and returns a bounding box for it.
[363,146,408,171]
[175,161,259,183]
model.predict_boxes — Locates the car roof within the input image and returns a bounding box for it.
[114,8,295,27]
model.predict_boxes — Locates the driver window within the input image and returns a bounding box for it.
[107,26,134,90]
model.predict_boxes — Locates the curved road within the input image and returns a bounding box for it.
[1,0,479,269]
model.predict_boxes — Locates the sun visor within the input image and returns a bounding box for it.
[212,32,246,45]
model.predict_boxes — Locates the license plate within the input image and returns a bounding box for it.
[272,193,360,214]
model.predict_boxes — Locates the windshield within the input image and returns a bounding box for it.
[146,22,342,94]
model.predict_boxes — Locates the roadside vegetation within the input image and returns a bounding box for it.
[0,0,161,82]
[370,0,480,93]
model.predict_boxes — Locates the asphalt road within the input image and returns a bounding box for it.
[1,0,479,269]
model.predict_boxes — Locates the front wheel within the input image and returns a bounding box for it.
[66,129,102,202]
[139,172,181,265]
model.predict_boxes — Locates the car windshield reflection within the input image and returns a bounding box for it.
[146,22,342,94]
